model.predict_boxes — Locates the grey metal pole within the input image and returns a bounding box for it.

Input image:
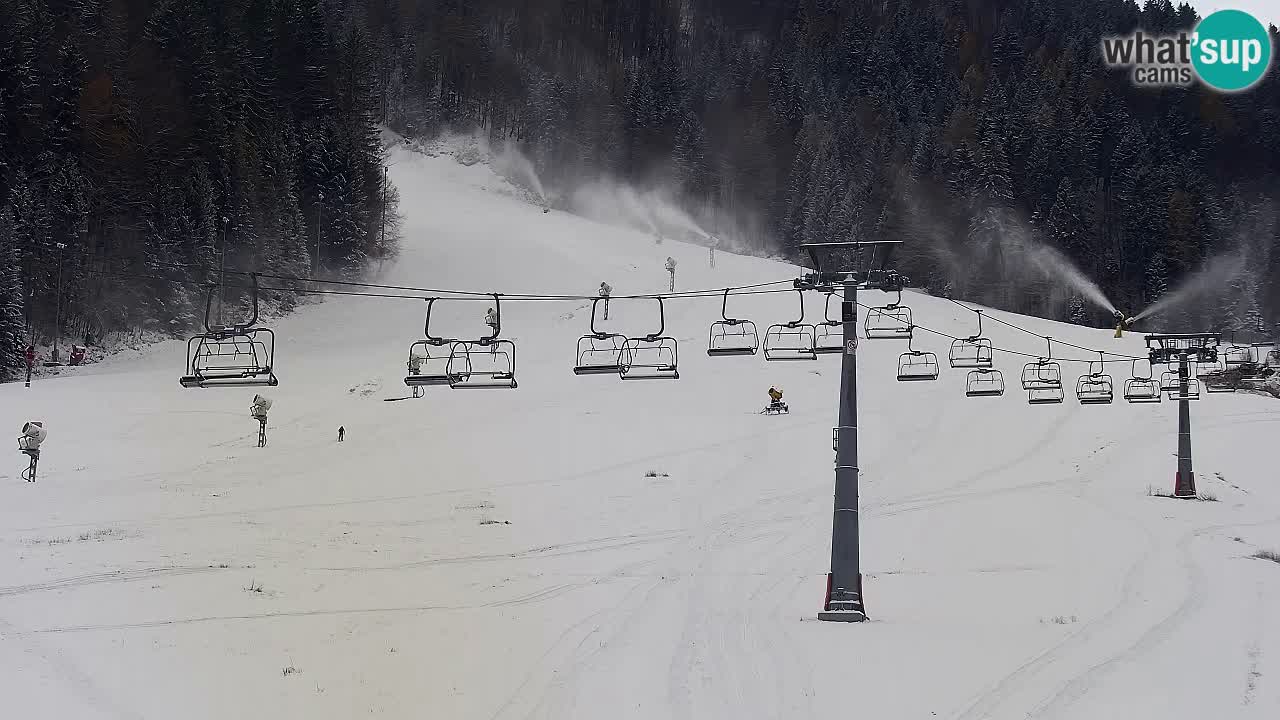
[219,217,228,327]
[315,191,324,272]
[1174,351,1196,497]
[52,242,66,363]
[379,167,388,274]
[819,277,867,622]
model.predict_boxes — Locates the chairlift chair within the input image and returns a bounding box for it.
[1123,360,1161,404]
[1167,377,1201,401]
[1199,356,1236,393]
[1075,354,1114,405]
[1223,343,1253,369]
[863,287,913,340]
[619,297,679,380]
[448,294,517,389]
[405,299,465,389]
[814,292,844,354]
[1020,339,1064,404]
[576,297,627,374]
[1020,338,1063,391]
[896,330,940,381]
[706,289,760,357]
[763,289,817,361]
[1159,369,1186,393]
[949,308,994,368]
[965,368,1006,397]
[180,274,279,388]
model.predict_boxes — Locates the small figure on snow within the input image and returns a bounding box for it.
[24,345,36,369]
[338,426,345,442]
[69,345,86,366]
[598,281,612,320]
[485,307,499,332]
[665,256,677,292]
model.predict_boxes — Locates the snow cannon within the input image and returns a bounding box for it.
[250,395,272,420]
[18,421,47,451]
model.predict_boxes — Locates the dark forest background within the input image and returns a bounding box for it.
[3,0,1280,379]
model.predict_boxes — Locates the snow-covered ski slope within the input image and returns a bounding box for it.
[3,143,1280,720]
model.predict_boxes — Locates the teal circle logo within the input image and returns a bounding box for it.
[1191,10,1273,92]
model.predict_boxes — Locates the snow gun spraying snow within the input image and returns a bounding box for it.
[1113,310,1137,338]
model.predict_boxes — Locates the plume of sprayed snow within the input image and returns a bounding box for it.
[977,208,1119,316]
[644,189,709,239]
[488,140,547,203]
[1022,242,1118,316]
[1132,251,1249,322]
[570,178,712,241]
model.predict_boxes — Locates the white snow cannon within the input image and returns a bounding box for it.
[250,395,272,420]
[18,421,47,451]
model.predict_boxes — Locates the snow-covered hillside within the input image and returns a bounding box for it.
[3,143,1279,720]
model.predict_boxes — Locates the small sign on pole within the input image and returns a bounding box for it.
[846,338,858,355]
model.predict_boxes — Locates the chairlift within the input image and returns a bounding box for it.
[763,289,817,361]
[1020,338,1064,404]
[1123,359,1161,404]
[405,298,464,389]
[1167,378,1201,401]
[949,308,994,368]
[1159,369,1184,393]
[814,291,844,354]
[965,368,1006,397]
[448,294,517,389]
[1075,353,1114,405]
[1198,356,1236,393]
[863,286,912,340]
[619,297,679,380]
[1222,341,1253,368]
[575,297,627,374]
[707,289,759,357]
[180,274,279,388]
[1020,338,1063,391]
[896,330,940,381]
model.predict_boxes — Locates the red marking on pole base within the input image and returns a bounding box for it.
[1173,471,1197,498]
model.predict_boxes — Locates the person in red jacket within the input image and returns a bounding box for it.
[24,345,36,369]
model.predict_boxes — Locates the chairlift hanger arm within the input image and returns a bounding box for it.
[643,297,667,341]
[786,288,807,326]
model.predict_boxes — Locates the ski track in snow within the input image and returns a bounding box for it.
[3,141,1280,719]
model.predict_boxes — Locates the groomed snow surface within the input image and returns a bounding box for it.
[3,143,1280,720]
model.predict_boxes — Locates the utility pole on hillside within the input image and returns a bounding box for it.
[801,240,904,623]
